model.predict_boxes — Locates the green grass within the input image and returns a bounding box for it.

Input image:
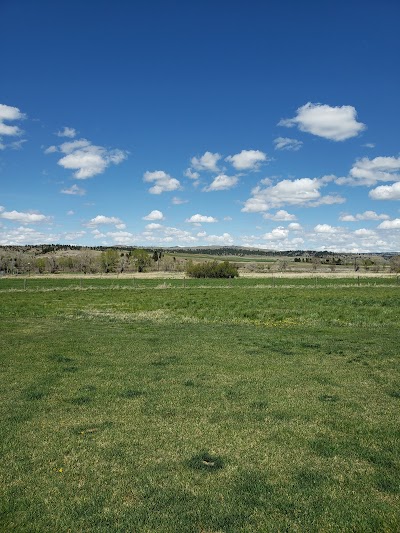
[0,284,399,531]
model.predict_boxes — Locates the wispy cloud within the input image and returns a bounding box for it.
[273,137,303,151]
[60,184,86,196]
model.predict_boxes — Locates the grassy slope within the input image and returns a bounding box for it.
[0,284,399,532]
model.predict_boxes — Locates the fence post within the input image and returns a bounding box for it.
[80,278,82,289]
[24,278,27,290]
[183,277,186,288]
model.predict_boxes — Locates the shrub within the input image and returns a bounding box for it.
[186,260,239,278]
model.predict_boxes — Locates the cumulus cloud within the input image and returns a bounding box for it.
[242,177,344,213]
[314,224,339,234]
[378,218,400,229]
[204,233,234,245]
[337,156,400,186]
[64,231,86,241]
[87,215,125,228]
[288,222,302,231]
[225,149,267,171]
[262,227,289,240]
[363,143,375,148]
[191,151,221,172]
[263,209,296,221]
[106,231,135,245]
[60,184,86,196]
[0,103,25,137]
[339,210,389,221]
[56,127,77,138]
[186,214,218,223]
[204,174,239,191]
[369,181,400,200]
[143,170,181,194]
[0,208,50,224]
[145,223,163,230]
[142,209,164,221]
[279,102,365,141]
[45,138,128,179]
[0,226,59,245]
[273,137,303,151]
[354,228,376,236]
[184,168,200,180]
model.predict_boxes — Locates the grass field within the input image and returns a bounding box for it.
[0,280,399,531]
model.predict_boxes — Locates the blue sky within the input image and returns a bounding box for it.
[1,0,400,251]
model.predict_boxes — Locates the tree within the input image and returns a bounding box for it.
[186,260,239,278]
[131,249,151,272]
[100,249,119,273]
[389,255,400,273]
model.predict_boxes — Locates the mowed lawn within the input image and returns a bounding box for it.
[0,283,399,532]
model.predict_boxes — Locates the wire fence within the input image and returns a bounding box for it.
[0,275,399,292]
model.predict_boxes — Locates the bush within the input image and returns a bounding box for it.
[186,260,239,278]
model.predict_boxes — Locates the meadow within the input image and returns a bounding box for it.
[0,278,399,532]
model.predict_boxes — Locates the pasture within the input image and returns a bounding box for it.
[0,279,399,531]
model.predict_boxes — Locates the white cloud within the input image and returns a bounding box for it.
[142,209,165,221]
[204,233,234,245]
[225,149,267,171]
[337,156,400,186]
[204,174,239,191]
[47,138,128,179]
[67,210,75,215]
[184,168,200,180]
[363,143,375,148]
[106,231,135,245]
[314,224,339,234]
[171,197,188,205]
[279,102,365,141]
[87,215,124,227]
[92,229,106,239]
[9,139,27,150]
[339,210,389,221]
[0,104,25,137]
[60,184,86,196]
[143,170,181,194]
[369,181,400,200]
[224,216,233,221]
[44,145,58,154]
[145,223,163,230]
[263,209,296,221]
[378,218,400,229]
[262,227,289,240]
[354,228,376,236]
[242,177,344,213]
[191,151,221,172]
[64,231,86,241]
[0,209,50,224]
[56,127,77,138]
[288,222,302,231]
[273,137,303,151]
[0,226,59,245]
[186,214,218,223]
